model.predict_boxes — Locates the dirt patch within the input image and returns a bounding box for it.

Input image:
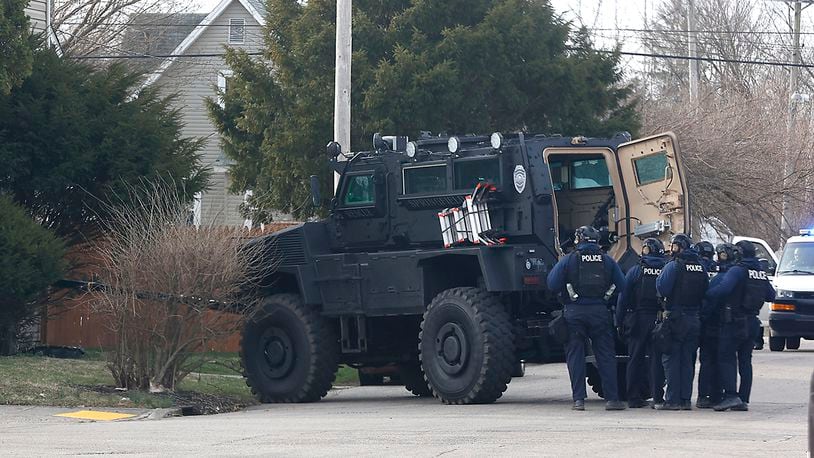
[78,385,253,415]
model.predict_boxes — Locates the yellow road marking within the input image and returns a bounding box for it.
[55,410,136,421]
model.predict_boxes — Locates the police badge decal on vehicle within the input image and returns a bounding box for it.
[513,165,527,194]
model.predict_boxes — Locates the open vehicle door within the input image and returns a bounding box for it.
[616,132,690,253]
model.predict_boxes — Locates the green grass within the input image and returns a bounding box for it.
[334,365,359,385]
[0,351,359,409]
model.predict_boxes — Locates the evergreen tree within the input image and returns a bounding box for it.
[0,195,65,355]
[0,49,209,239]
[209,0,638,219]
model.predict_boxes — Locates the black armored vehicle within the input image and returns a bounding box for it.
[241,132,689,404]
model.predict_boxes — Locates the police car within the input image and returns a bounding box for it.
[768,229,814,351]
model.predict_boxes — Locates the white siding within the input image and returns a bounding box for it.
[154,1,264,227]
[24,0,48,35]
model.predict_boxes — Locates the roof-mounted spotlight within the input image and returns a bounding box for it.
[326,141,342,159]
[406,141,418,159]
[447,136,460,154]
[490,132,504,150]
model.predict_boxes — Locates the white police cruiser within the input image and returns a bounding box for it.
[767,229,814,351]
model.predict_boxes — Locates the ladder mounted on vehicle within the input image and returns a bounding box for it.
[438,182,505,247]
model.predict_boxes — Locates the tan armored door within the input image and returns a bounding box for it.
[616,132,690,252]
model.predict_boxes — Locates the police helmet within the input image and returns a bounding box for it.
[715,243,736,263]
[575,226,600,244]
[642,238,665,256]
[670,233,693,253]
[735,240,757,258]
[695,241,715,260]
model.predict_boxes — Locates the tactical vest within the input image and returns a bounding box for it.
[634,262,662,310]
[669,259,707,307]
[567,248,609,299]
[732,264,770,315]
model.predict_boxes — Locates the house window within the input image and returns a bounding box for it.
[229,18,245,44]
[217,70,232,108]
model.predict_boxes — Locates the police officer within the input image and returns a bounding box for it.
[697,243,738,408]
[695,240,721,408]
[706,240,775,411]
[616,238,668,408]
[696,241,717,272]
[547,226,626,411]
[655,233,709,410]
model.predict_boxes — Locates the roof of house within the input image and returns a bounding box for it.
[121,13,208,72]
[139,0,266,89]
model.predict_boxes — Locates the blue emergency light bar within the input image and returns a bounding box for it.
[800,228,814,236]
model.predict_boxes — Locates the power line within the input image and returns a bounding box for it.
[73,47,814,70]
[573,47,814,69]
[590,26,814,37]
[59,21,266,28]
[70,51,264,60]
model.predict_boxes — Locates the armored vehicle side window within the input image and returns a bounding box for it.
[633,152,669,185]
[343,174,375,205]
[403,164,447,194]
[572,159,611,189]
[454,157,501,190]
[549,161,567,191]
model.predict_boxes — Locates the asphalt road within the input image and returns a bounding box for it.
[2,342,811,457]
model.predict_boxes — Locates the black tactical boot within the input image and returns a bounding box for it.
[572,399,585,411]
[713,396,744,412]
[650,399,664,409]
[655,402,681,410]
[680,400,692,410]
[605,400,627,411]
[628,399,648,408]
[730,402,749,411]
[696,396,713,409]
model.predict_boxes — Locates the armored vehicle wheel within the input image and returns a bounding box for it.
[240,294,338,403]
[786,337,801,350]
[419,287,514,404]
[399,363,432,397]
[769,336,785,352]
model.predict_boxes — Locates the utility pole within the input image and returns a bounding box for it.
[687,0,699,101]
[334,0,352,190]
[781,0,804,239]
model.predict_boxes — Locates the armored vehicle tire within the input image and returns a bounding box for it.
[769,336,785,352]
[240,294,339,403]
[399,363,433,397]
[419,287,514,404]
[787,337,801,350]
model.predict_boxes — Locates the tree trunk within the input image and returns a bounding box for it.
[0,321,18,356]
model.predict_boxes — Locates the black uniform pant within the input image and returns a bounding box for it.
[697,319,722,402]
[718,316,758,402]
[564,304,619,402]
[662,312,700,404]
[625,311,663,403]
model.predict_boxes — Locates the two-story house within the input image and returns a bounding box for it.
[133,0,267,227]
